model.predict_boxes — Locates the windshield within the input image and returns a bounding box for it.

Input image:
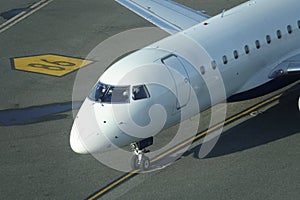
[88,82,130,103]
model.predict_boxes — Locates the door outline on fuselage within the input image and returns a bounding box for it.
[161,54,191,110]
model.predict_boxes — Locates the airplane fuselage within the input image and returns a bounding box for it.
[70,0,300,154]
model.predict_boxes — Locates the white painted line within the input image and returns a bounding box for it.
[0,0,53,34]
[0,11,27,29]
[30,0,49,9]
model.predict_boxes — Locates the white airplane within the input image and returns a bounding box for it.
[70,0,300,170]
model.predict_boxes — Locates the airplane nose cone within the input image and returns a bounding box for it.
[69,98,118,154]
[70,123,89,154]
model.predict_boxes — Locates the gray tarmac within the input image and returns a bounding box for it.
[0,0,299,199]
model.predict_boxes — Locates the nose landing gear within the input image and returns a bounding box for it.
[131,149,150,171]
[130,137,153,171]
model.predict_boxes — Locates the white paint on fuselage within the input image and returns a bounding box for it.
[70,0,300,154]
[149,0,300,95]
[190,0,300,93]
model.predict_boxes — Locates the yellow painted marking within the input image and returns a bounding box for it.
[13,54,93,76]
[153,93,282,162]
[88,170,140,200]
[89,93,282,199]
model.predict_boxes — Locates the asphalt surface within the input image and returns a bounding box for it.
[0,0,299,199]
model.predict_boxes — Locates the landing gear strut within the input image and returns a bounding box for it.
[130,137,153,171]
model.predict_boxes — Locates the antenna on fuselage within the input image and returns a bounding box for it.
[221,9,225,18]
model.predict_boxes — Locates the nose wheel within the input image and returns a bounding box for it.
[130,137,153,171]
[131,151,150,171]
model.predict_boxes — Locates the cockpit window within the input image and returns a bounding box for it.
[132,85,150,100]
[88,82,130,103]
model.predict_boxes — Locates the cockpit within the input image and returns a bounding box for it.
[88,82,150,103]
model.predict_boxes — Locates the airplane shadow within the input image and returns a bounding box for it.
[184,83,300,159]
[0,101,82,126]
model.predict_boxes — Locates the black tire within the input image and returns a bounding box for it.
[141,156,150,171]
[131,156,140,170]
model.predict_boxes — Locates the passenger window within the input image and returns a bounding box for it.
[211,60,217,70]
[132,85,150,100]
[277,30,282,39]
[222,55,228,64]
[287,25,293,34]
[200,66,205,75]
[266,35,271,44]
[233,50,239,59]
[255,40,260,49]
[244,45,250,54]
